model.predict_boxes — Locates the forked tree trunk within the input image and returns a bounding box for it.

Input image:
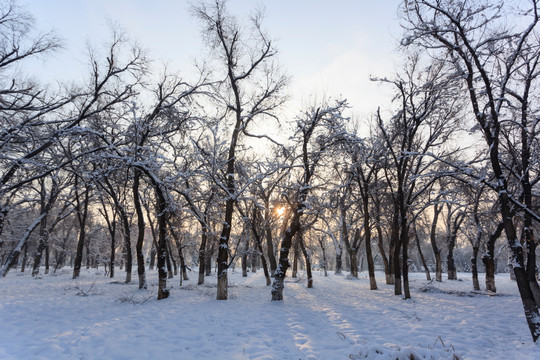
[272,205,302,301]
[483,223,504,292]
[446,212,464,281]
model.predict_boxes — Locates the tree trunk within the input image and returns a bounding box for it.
[364,213,377,290]
[471,246,480,291]
[242,234,249,277]
[132,170,146,289]
[447,245,457,280]
[391,210,402,295]
[32,179,57,276]
[387,243,395,285]
[292,235,300,278]
[198,225,208,285]
[155,186,169,300]
[335,250,343,275]
[249,208,271,286]
[205,240,214,276]
[299,235,313,288]
[44,245,49,275]
[20,243,28,272]
[32,213,49,276]
[265,206,277,276]
[145,202,158,272]
[430,204,443,282]
[251,252,257,273]
[272,206,302,301]
[1,213,46,277]
[415,227,431,281]
[72,183,90,280]
[318,237,328,277]
[483,223,504,292]
[165,238,174,279]
[110,230,116,278]
[349,249,358,278]
[149,245,156,270]
[120,209,132,284]
[375,201,391,284]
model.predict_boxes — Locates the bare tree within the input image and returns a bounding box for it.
[272,100,349,301]
[193,0,287,300]
[376,52,464,299]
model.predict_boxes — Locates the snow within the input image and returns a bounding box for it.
[1,269,538,359]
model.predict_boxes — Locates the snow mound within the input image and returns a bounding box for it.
[350,341,461,360]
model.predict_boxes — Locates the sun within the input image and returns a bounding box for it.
[275,206,286,217]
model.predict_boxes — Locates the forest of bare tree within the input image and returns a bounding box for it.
[1,0,539,344]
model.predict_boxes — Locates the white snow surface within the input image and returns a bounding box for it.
[0,269,538,359]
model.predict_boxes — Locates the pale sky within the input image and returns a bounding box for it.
[21,0,402,119]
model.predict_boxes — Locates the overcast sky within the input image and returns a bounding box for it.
[21,0,403,119]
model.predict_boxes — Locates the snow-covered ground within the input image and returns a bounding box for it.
[0,268,538,359]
